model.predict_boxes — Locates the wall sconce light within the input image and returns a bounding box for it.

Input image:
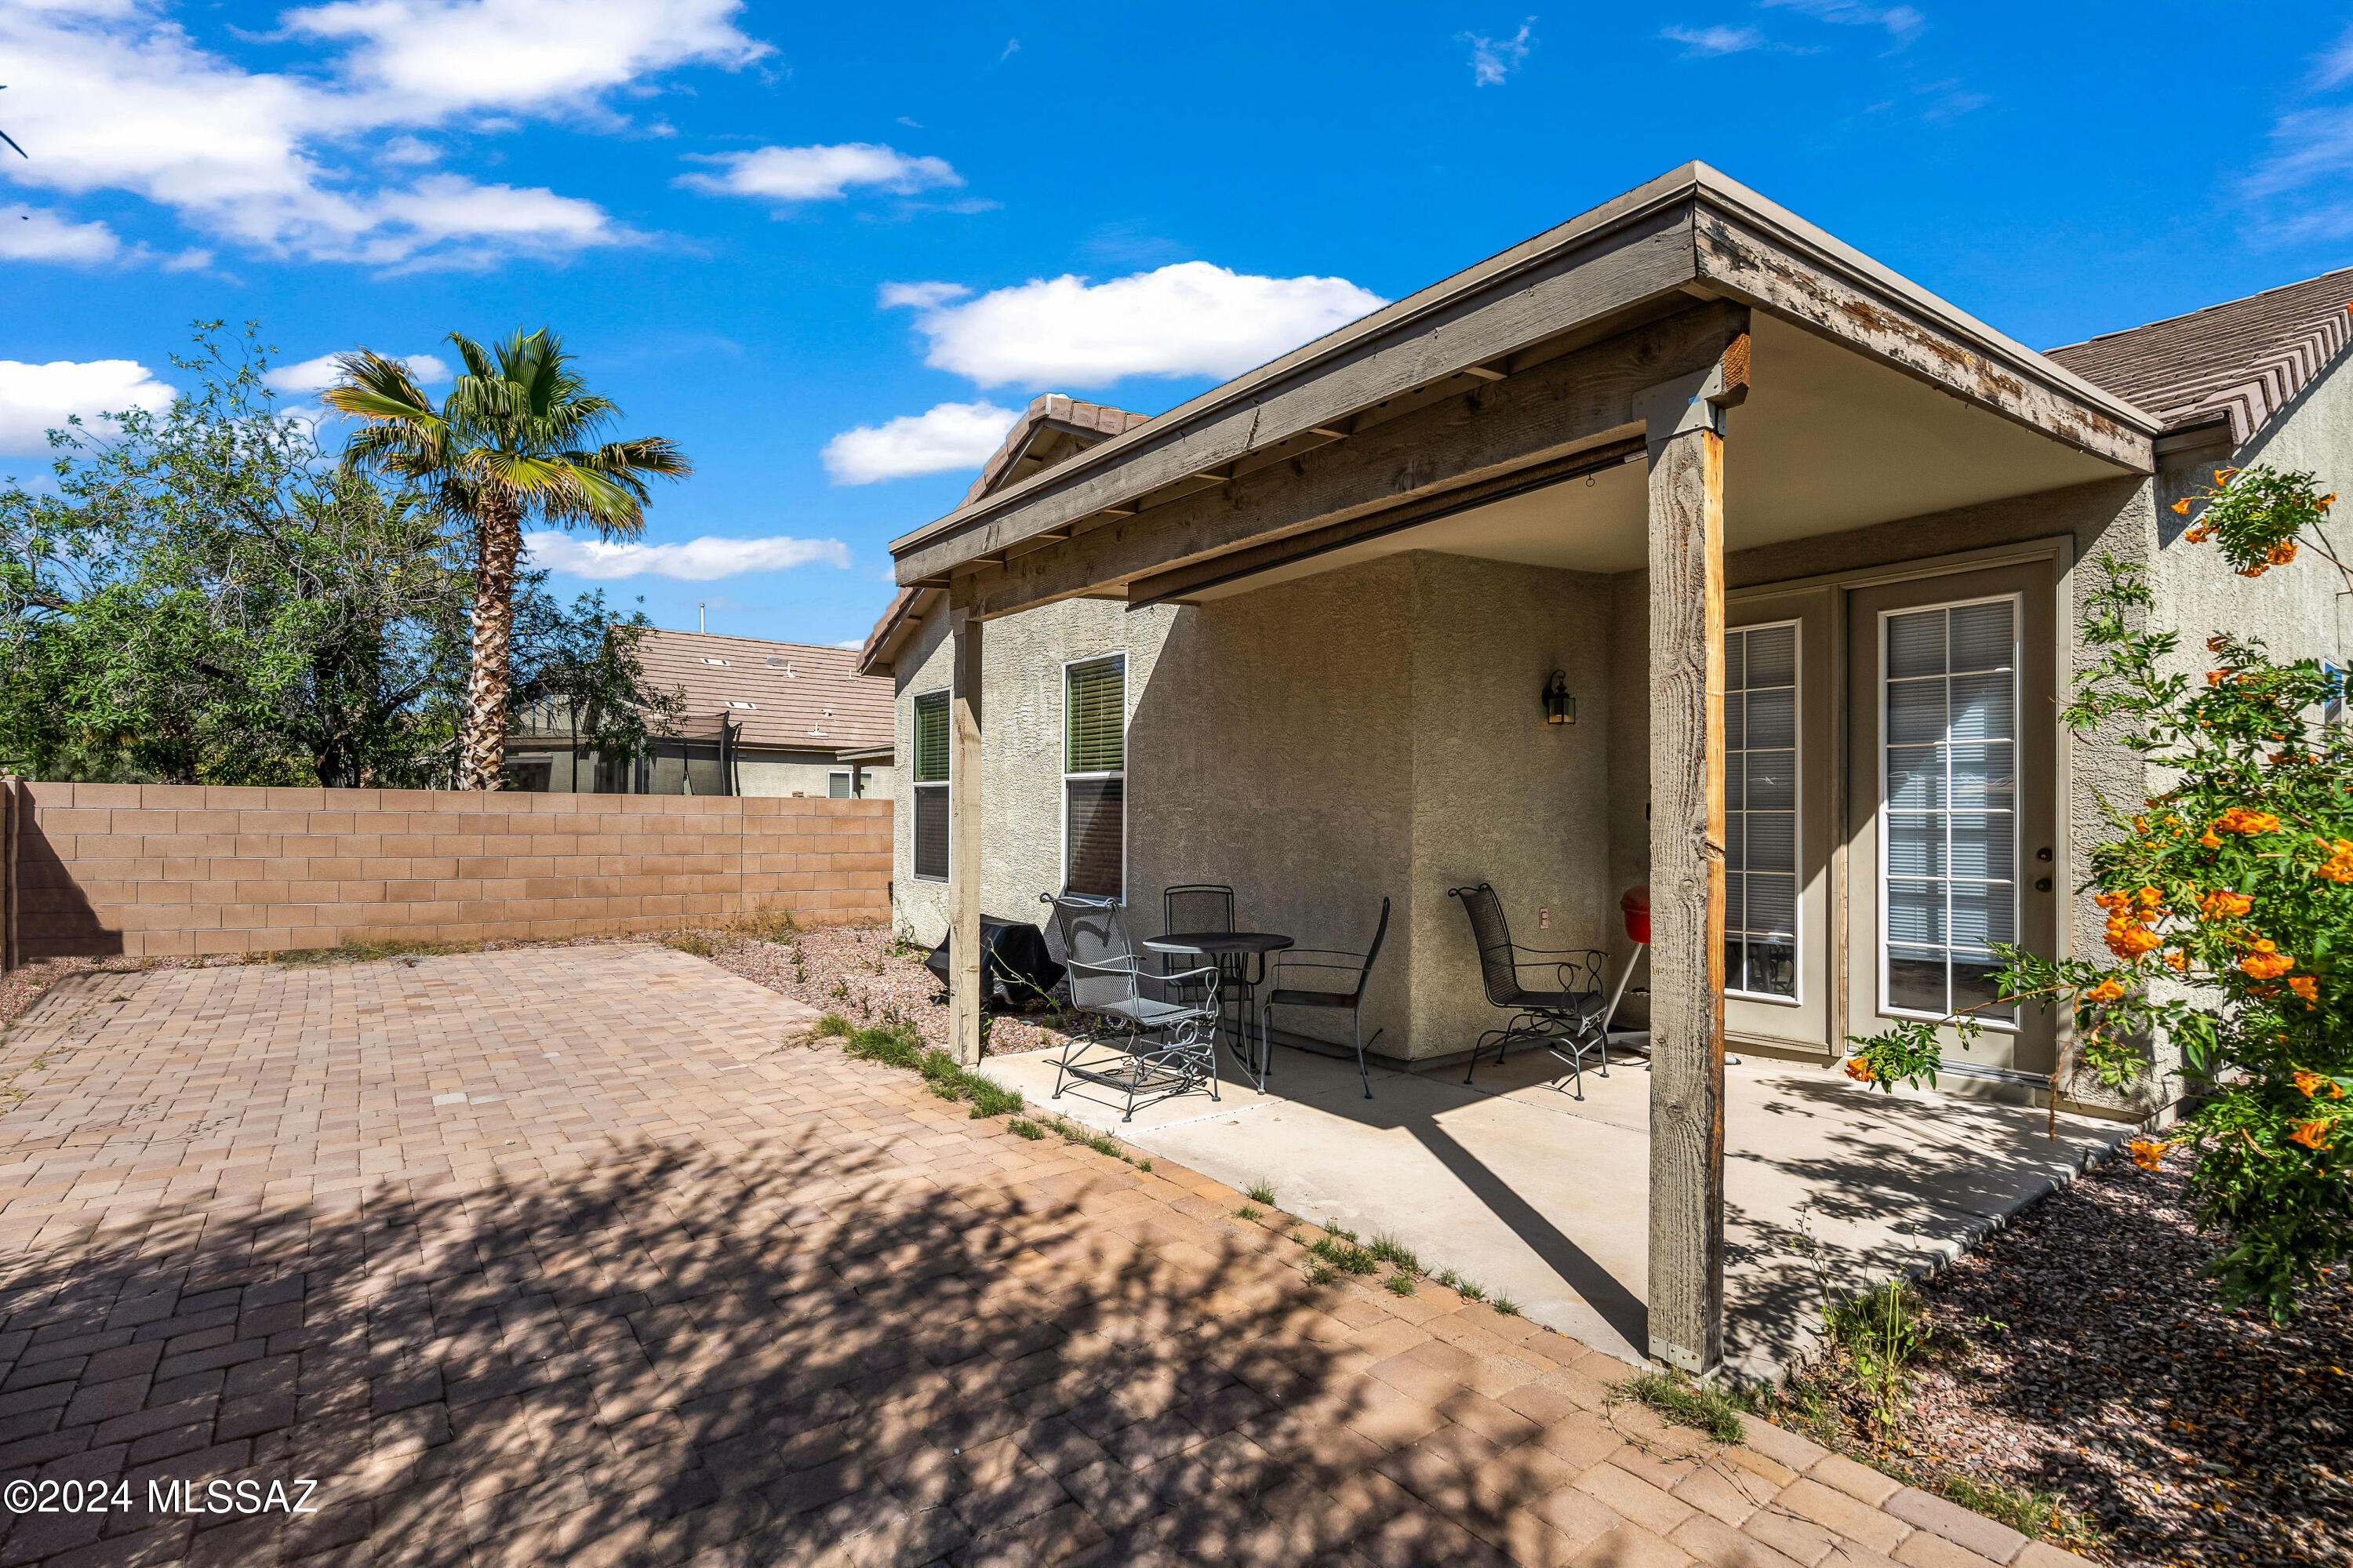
[1544,669,1577,726]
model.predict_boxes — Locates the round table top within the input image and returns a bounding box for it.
[1144,930,1294,955]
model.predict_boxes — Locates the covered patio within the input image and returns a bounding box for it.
[984,1036,2125,1383]
[881,162,2164,1374]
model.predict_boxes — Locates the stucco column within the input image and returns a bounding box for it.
[1635,328,1747,1375]
[949,606,985,1065]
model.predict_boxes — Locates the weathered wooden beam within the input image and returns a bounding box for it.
[1692,205,2151,471]
[955,300,1752,620]
[894,204,1698,583]
[1643,363,1731,1374]
[949,608,985,1067]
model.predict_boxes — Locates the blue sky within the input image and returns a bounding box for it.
[5,1,2351,648]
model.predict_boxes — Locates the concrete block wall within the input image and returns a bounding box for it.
[0,780,891,962]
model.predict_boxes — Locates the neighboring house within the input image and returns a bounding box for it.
[507,629,893,798]
[860,163,2348,1372]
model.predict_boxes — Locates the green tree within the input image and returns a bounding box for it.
[507,580,687,788]
[323,329,690,791]
[1846,467,2351,1317]
[0,325,472,785]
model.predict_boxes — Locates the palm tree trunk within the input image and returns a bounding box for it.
[461,493,524,791]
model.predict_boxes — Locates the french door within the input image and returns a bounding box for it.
[1845,562,2059,1079]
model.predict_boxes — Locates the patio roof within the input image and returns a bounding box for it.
[888,162,2161,615]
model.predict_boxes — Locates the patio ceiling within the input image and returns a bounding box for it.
[889,162,2160,620]
[1164,311,2129,598]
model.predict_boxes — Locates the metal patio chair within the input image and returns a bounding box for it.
[1449,882,1612,1097]
[1260,897,1390,1100]
[1161,882,1240,1005]
[1040,891,1222,1122]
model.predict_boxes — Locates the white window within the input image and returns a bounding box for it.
[1726,623,1799,1002]
[1061,655,1126,898]
[911,690,949,881]
[1880,596,2020,1026]
[827,770,852,799]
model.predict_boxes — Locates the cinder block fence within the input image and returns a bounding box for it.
[0,779,891,965]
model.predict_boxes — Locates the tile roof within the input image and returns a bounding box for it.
[635,629,893,751]
[962,393,1152,504]
[2043,266,2353,446]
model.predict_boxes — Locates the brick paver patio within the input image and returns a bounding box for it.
[0,946,2078,1567]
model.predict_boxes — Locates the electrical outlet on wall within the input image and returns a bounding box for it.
[1537,907,1550,930]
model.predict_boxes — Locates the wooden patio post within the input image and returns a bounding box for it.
[1638,323,1747,1374]
[949,605,985,1066]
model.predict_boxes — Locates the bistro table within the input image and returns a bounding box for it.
[1142,930,1294,1085]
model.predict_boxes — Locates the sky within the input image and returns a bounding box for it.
[5,1,2352,649]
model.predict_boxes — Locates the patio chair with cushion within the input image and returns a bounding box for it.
[1040,891,1222,1122]
[1449,882,1611,1097]
[1260,897,1390,1100]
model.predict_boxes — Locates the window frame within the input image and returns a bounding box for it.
[911,688,950,883]
[1058,653,1128,900]
[1726,618,1803,1007]
[1875,591,2024,1032]
[827,769,852,799]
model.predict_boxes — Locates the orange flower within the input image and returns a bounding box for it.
[2293,1068,2344,1098]
[2170,497,2193,515]
[2321,493,2337,510]
[2127,1137,2169,1173]
[2084,978,2127,1004]
[2213,468,2238,484]
[2266,540,2299,566]
[2164,951,2191,971]
[2198,889,2253,920]
[2288,1121,2333,1151]
[2206,636,2228,653]
[2315,839,2353,883]
[2238,944,2295,980]
[2215,807,2280,835]
[2198,829,2223,849]
[2136,886,2164,911]
[2206,669,2230,686]
[2185,525,2213,543]
[1843,1057,1877,1083]
[2237,564,2269,578]
[2289,976,2319,1004]
[2105,918,2162,960]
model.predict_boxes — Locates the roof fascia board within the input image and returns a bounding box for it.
[894,208,1704,584]
[890,162,1716,562]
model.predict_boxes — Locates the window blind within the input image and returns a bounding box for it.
[1064,657,1126,773]
[912,691,949,783]
[1064,779,1125,897]
[914,787,948,880]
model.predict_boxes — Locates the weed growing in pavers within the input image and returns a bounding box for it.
[1304,1261,1334,1286]
[1234,1206,1264,1222]
[1456,1278,1487,1303]
[1008,1119,1045,1140]
[1246,1179,1276,1206]
[1307,1235,1380,1275]
[275,937,475,966]
[1369,1234,1419,1275]
[825,1015,1024,1121]
[1319,1220,1359,1242]
[1620,1371,1744,1444]
[1492,1295,1522,1316]
[1384,1274,1416,1297]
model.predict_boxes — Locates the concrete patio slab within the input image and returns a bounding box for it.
[984,1038,2129,1379]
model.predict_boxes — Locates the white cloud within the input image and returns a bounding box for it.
[0,206,125,263]
[0,0,758,267]
[1759,0,1924,45]
[2321,24,2353,89]
[1461,21,1534,85]
[678,143,962,203]
[887,261,1387,389]
[822,400,1020,485]
[524,531,853,581]
[264,350,450,395]
[1662,24,1766,56]
[284,0,767,115]
[878,280,969,310]
[0,358,177,455]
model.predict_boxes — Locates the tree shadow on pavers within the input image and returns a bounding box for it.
[0,1108,1841,1568]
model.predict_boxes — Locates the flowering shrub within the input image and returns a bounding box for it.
[1845,467,2351,1318]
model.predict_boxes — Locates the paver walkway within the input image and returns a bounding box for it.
[0,947,2079,1568]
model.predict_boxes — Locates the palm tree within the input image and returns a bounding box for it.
[323,329,689,790]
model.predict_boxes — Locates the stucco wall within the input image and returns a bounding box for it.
[736,752,866,799]
[886,552,1618,1065]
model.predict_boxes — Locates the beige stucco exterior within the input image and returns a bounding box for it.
[877,356,2346,1116]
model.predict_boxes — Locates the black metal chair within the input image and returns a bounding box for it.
[1449,882,1611,1097]
[1260,897,1390,1099]
[1041,891,1221,1122]
[1160,883,1236,1000]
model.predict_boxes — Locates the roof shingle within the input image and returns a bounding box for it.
[2044,267,2353,446]
[633,629,892,751]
